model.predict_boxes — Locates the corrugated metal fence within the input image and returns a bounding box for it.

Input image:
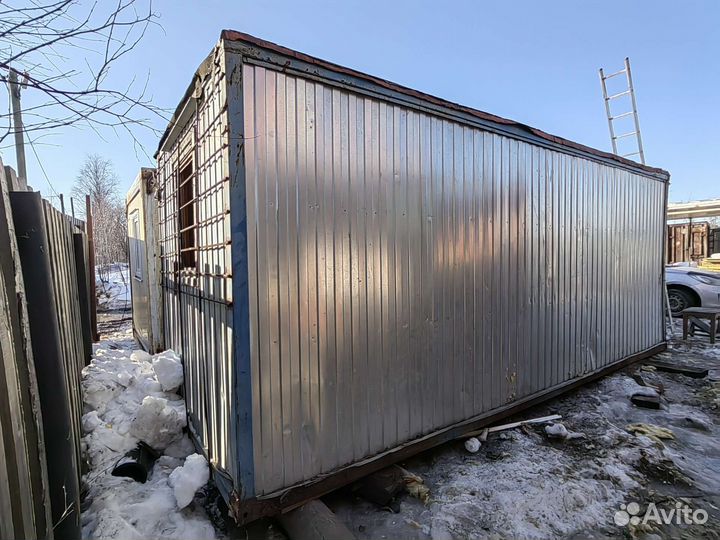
[0,159,93,539]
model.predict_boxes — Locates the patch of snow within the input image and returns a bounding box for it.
[602,463,640,490]
[83,379,123,415]
[96,263,130,311]
[83,457,216,540]
[169,454,210,509]
[152,350,184,392]
[82,411,102,433]
[614,375,652,398]
[545,423,569,439]
[330,359,715,539]
[463,437,481,453]
[81,320,217,539]
[129,396,186,451]
[332,428,643,539]
[633,385,659,398]
[428,435,628,539]
[700,347,720,360]
[130,350,152,363]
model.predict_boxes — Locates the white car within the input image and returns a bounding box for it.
[666,265,720,315]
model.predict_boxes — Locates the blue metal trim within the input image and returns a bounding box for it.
[226,48,255,499]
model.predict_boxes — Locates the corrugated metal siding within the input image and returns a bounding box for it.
[157,45,237,486]
[241,63,666,495]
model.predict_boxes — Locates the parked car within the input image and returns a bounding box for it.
[666,266,720,315]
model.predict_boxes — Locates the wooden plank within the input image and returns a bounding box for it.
[682,307,720,315]
[0,160,52,539]
[631,394,662,409]
[73,233,93,364]
[459,414,563,439]
[645,360,708,379]
[3,165,26,191]
[0,245,33,539]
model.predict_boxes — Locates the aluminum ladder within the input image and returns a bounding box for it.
[599,57,645,164]
[600,59,675,336]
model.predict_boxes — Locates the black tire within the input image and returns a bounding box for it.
[667,288,697,316]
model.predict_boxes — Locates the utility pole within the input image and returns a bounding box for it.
[8,70,28,183]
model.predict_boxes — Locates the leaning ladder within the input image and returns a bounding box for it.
[599,57,645,164]
[600,59,674,336]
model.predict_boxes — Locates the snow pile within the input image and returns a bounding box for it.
[81,324,217,539]
[129,396,186,450]
[169,454,211,509]
[84,456,216,540]
[96,263,130,311]
[130,350,152,363]
[82,411,102,433]
[152,350,184,392]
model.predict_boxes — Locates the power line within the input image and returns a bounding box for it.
[26,132,60,198]
[4,68,62,200]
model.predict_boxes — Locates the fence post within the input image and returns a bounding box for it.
[86,195,99,340]
[73,233,93,365]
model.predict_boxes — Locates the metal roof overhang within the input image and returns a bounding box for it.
[667,199,720,220]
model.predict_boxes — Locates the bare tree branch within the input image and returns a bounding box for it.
[0,0,169,150]
[74,153,127,265]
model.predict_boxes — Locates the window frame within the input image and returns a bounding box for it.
[130,210,143,281]
[177,159,197,271]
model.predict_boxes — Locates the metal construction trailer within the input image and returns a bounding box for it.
[154,30,670,523]
[127,167,164,352]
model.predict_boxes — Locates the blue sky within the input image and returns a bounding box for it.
[3,0,718,204]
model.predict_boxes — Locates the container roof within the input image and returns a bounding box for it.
[159,30,669,179]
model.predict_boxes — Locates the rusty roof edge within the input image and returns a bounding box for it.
[220,29,669,179]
